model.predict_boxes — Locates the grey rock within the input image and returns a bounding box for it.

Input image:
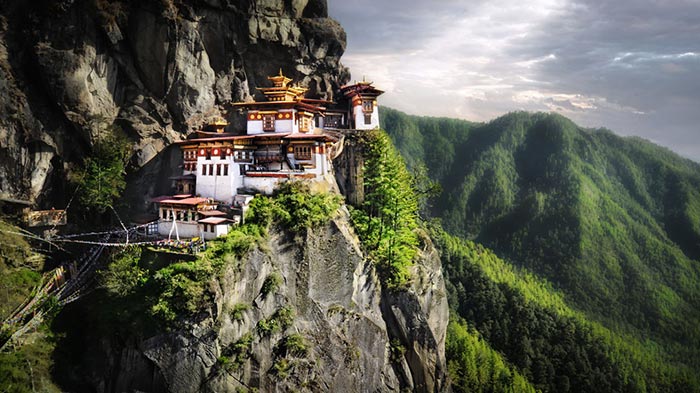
[78,208,448,392]
[0,0,347,207]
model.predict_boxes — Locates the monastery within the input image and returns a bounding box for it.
[152,71,383,240]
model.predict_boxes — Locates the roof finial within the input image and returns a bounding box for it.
[279,68,284,77]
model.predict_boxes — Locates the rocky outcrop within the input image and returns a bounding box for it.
[70,208,449,392]
[0,0,349,206]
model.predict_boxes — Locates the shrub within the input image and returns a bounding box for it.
[256,306,295,338]
[271,358,292,379]
[389,338,406,362]
[260,272,282,298]
[220,333,254,371]
[245,182,342,234]
[278,333,309,357]
[230,303,250,322]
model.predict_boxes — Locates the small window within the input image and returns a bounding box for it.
[299,116,311,132]
[223,164,229,176]
[294,145,313,160]
[216,164,221,176]
[201,165,206,175]
[362,100,373,112]
[208,164,214,176]
[364,114,372,125]
[263,114,275,131]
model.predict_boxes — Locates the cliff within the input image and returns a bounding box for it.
[0,0,348,207]
[54,208,449,392]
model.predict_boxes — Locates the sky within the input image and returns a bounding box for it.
[327,0,700,162]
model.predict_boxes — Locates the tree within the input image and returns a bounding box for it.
[74,124,131,213]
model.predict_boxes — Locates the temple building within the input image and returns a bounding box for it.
[152,71,384,240]
[340,79,384,130]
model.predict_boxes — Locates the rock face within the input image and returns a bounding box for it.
[0,0,349,206]
[71,208,449,392]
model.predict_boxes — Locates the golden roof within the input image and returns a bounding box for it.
[267,68,293,88]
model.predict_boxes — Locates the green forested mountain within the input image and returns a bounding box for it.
[382,107,700,391]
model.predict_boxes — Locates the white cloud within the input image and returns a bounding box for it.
[328,0,700,161]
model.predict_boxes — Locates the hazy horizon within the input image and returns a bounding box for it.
[328,0,700,162]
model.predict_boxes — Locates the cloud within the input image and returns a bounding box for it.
[327,0,700,161]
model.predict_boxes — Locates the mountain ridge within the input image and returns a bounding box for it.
[382,106,700,390]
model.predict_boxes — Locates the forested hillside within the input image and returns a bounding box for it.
[382,107,700,391]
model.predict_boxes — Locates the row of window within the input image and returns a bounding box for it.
[160,210,222,233]
[294,145,312,160]
[195,150,254,161]
[161,209,196,222]
[257,113,314,132]
[201,163,230,176]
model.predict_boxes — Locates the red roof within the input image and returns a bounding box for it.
[284,133,336,141]
[159,197,209,206]
[176,135,254,145]
[173,194,193,199]
[198,210,227,217]
[198,217,232,225]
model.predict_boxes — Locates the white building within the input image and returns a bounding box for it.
[154,71,384,240]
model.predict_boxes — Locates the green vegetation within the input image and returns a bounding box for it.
[388,339,406,362]
[96,182,338,332]
[277,333,309,357]
[229,303,250,322]
[447,316,537,393]
[219,333,254,371]
[246,181,342,234]
[74,124,131,214]
[0,219,44,320]
[256,306,295,338]
[349,129,420,288]
[271,358,292,379]
[382,107,700,391]
[260,272,282,298]
[434,226,698,392]
[99,247,214,330]
[0,220,60,392]
[0,325,60,393]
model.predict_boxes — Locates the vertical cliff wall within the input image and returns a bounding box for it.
[54,209,449,392]
[0,0,349,206]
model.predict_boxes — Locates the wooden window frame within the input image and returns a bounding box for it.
[294,145,313,161]
[263,114,275,131]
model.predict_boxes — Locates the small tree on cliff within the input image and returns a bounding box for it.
[74,123,131,215]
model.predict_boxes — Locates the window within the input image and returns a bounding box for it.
[223,164,229,176]
[294,145,313,160]
[208,164,214,176]
[263,114,275,131]
[362,99,373,112]
[216,164,221,176]
[364,114,372,125]
[325,115,340,128]
[299,116,310,132]
[201,165,206,176]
